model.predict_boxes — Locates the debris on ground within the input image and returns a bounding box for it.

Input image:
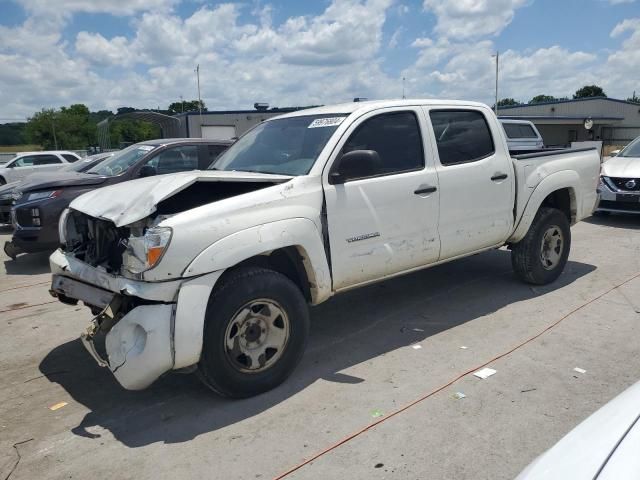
[411,345,422,350]
[573,367,586,374]
[49,402,68,411]
[452,392,466,399]
[371,410,384,418]
[374,463,384,469]
[473,368,497,379]
[521,388,537,393]
[460,346,468,349]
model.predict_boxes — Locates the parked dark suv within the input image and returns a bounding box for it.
[5,138,231,259]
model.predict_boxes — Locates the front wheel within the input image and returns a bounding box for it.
[198,266,310,398]
[511,207,571,285]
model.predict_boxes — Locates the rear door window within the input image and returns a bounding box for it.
[430,110,495,165]
[33,155,63,165]
[62,154,79,162]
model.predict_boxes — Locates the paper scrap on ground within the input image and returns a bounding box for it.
[49,402,68,411]
[573,367,587,374]
[473,368,497,379]
[460,346,468,350]
[412,328,425,332]
[412,345,422,350]
[371,410,384,418]
[452,392,466,399]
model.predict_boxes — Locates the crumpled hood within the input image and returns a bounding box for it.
[69,170,293,227]
[19,171,108,192]
[601,156,640,178]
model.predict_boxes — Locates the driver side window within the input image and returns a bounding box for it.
[143,145,199,176]
[12,156,36,167]
[338,111,424,180]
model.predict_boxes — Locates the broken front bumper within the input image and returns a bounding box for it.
[49,249,224,390]
[50,273,175,390]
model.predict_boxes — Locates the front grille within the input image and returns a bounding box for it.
[15,207,41,227]
[610,177,640,192]
[599,200,640,212]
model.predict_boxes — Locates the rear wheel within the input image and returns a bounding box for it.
[511,207,571,285]
[198,266,310,398]
[0,177,6,185]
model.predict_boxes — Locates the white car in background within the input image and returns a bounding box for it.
[500,119,544,153]
[597,135,640,214]
[516,380,640,479]
[0,151,82,185]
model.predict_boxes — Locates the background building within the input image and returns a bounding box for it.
[497,97,640,150]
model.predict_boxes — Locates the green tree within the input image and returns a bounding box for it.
[109,119,160,146]
[573,85,607,99]
[0,123,27,146]
[497,98,520,107]
[628,92,640,104]
[167,99,206,115]
[26,104,96,149]
[529,94,557,104]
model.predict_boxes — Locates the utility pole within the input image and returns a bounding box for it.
[195,64,203,128]
[50,112,58,150]
[179,95,184,113]
[402,77,406,99]
[493,51,499,116]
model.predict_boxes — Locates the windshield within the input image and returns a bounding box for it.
[210,114,347,175]
[87,145,156,176]
[619,137,640,158]
[61,153,113,173]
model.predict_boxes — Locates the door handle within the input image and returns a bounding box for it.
[414,186,437,195]
[491,173,508,181]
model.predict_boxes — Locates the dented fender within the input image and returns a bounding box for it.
[183,218,332,304]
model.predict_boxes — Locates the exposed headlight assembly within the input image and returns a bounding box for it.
[123,226,172,275]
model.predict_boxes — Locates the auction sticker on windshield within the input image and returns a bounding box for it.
[308,117,345,128]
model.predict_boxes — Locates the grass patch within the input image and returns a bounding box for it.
[0,145,42,152]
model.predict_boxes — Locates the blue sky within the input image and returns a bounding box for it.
[0,0,638,120]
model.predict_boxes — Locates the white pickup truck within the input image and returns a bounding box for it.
[49,100,600,398]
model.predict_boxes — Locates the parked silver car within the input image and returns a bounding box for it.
[597,136,640,214]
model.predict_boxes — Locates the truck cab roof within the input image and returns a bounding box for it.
[273,99,490,119]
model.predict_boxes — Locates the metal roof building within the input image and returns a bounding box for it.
[173,105,318,140]
[497,97,640,148]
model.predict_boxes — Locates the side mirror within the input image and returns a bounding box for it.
[330,150,381,185]
[139,165,157,178]
[609,149,620,157]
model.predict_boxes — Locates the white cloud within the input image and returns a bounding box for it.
[422,0,529,39]
[603,18,640,97]
[0,0,638,122]
[15,0,179,16]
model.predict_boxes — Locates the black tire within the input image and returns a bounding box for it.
[198,266,310,398]
[511,207,571,285]
[0,177,5,185]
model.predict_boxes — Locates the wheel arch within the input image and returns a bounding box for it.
[183,218,332,305]
[509,170,580,244]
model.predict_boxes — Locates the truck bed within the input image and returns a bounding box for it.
[509,147,600,242]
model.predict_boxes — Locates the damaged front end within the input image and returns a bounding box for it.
[59,208,172,281]
[80,295,175,390]
[51,210,180,389]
